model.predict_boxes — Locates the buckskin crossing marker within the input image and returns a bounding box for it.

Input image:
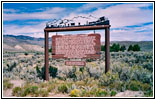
[44,25,111,81]
[52,34,101,59]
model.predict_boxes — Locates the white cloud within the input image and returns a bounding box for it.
[65,3,153,29]
[3,7,66,21]
[3,9,19,13]
[3,22,45,35]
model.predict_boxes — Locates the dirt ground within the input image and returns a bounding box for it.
[3,80,25,97]
[3,80,68,97]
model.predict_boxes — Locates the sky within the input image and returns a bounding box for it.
[3,3,153,41]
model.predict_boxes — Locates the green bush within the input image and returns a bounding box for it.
[110,90,117,96]
[49,66,58,78]
[30,86,38,94]
[110,43,120,52]
[120,45,126,52]
[3,79,13,90]
[12,87,22,96]
[144,89,153,97]
[47,85,55,92]
[128,45,133,51]
[7,62,16,72]
[67,66,76,79]
[109,81,126,92]
[101,45,105,51]
[49,48,52,52]
[99,71,119,86]
[24,52,28,56]
[96,90,108,97]
[133,44,141,51]
[128,44,141,51]
[131,66,153,84]
[58,84,68,93]
[36,66,58,80]
[127,81,141,91]
[39,89,49,97]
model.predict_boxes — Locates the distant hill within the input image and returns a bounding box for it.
[3,35,153,52]
[3,35,51,52]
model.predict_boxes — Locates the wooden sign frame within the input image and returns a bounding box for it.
[44,25,111,81]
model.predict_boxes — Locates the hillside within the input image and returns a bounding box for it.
[3,35,153,52]
[3,35,49,52]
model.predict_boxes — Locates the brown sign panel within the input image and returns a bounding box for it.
[52,34,101,59]
[65,61,86,66]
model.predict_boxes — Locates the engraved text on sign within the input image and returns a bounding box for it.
[52,34,101,59]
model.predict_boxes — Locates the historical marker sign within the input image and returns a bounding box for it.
[52,34,101,59]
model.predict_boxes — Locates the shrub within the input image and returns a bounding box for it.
[30,86,38,94]
[66,66,76,79]
[36,66,58,80]
[110,43,120,52]
[3,79,13,90]
[39,89,49,97]
[128,44,141,51]
[101,45,105,51]
[58,84,68,93]
[24,52,28,56]
[36,66,45,80]
[144,89,153,97]
[7,62,16,72]
[49,66,58,78]
[49,48,52,52]
[110,90,117,96]
[120,45,126,52]
[133,44,141,51]
[99,71,119,86]
[109,81,126,92]
[96,90,108,97]
[128,45,133,51]
[70,89,80,97]
[127,80,141,91]
[131,66,153,84]
[12,87,22,96]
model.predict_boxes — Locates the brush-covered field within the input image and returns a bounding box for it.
[3,51,153,97]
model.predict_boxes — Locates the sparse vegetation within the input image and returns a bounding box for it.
[3,50,153,97]
[3,78,13,90]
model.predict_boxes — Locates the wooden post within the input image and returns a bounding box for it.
[45,31,49,81]
[105,27,110,73]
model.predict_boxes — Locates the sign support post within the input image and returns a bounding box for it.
[105,27,110,73]
[45,31,49,81]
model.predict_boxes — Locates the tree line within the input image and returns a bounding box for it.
[101,43,141,52]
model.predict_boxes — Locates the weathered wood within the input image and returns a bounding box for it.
[105,27,110,73]
[45,31,49,81]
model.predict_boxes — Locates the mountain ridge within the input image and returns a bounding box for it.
[3,35,153,52]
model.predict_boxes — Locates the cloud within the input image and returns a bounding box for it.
[3,9,19,13]
[3,22,45,35]
[65,3,153,28]
[3,7,66,21]
[3,3,153,41]
[76,3,121,13]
